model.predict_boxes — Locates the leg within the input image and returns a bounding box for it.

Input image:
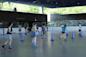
[2,35,9,48]
[2,40,9,48]
[8,34,13,49]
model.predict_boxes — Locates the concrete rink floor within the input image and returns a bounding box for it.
[0,29,86,57]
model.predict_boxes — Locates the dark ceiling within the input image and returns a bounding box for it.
[3,0,86,8]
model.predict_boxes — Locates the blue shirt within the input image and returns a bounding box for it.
[62,25,66,32]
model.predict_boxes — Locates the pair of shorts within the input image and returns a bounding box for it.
[79,29,81,32]
[31,32,35,37]
[62,32,65,34]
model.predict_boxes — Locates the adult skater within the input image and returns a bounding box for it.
[31,24,38,48]
[18,25,24,42]
[31,24,37,37]
[2,23,13,49]
[61,24,67,41]
[25,26,29,35]
[79,24,82,32]
[78,24,82,38]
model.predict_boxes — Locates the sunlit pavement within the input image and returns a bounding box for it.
[0,27,86,57]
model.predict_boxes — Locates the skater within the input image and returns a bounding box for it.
[61,24,67,42]
[31,24,37,37]
[79,24,82,32]
[24,23,29,35]
[18,25,24,42]
[42,25,45,35]
[25,26,29,35]
[2,23,13,49]
[38,26,42,36]
[31,24,38,47]
[78,24,82,38]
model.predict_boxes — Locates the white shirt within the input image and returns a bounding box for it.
[38,27,42,32]
[32,25,37,32]
[79,24,82,29]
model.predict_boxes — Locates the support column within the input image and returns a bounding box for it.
[39,5,44,14]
